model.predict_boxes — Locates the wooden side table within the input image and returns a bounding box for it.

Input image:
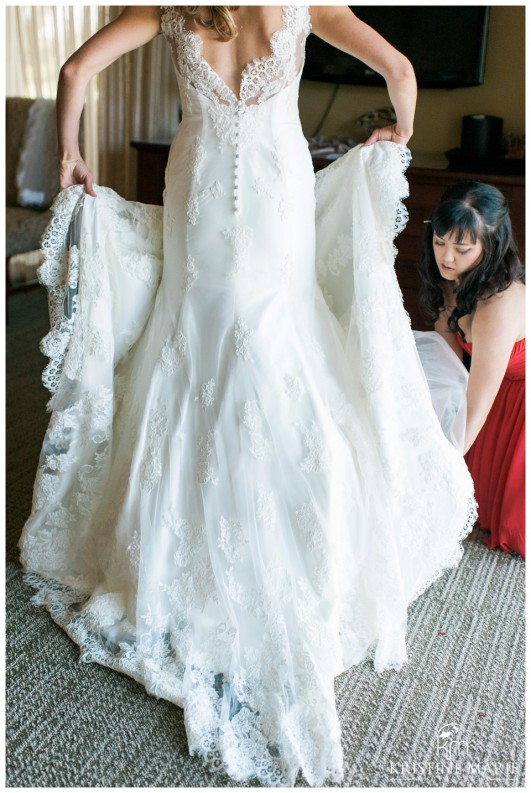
[130,139,172,205]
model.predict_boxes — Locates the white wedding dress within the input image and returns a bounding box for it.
[19,6,476,787]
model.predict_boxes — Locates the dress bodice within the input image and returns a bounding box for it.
[159,6,314,224]
[456,333,526,381]
[160,6,311,114]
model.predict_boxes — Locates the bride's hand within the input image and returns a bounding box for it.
[363,124,412,146]
[58,156,97,197]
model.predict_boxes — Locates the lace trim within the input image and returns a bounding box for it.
[316,142,411,251]
[38,186,86,396]
[21,490,475,784]
[406,496,477,607]
[37,185,163,399]
[392,147,412,238]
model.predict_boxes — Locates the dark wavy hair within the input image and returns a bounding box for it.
[418,181,524,337]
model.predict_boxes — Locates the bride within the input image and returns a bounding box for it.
[19,6,476,787]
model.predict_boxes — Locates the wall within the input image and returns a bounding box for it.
[298,6,525,159]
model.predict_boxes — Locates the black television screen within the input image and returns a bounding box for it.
[302,7,490,89]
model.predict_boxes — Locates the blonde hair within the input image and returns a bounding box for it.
[177,7,240,41]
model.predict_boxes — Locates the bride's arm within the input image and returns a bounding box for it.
[58,5,162,194]
[309,6,416,146]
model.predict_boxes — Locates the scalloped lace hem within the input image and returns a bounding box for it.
[19,493,476,784]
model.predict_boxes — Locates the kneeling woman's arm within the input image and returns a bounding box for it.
[461,290,522,454]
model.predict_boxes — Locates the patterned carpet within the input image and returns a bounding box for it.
[6,288,525,787]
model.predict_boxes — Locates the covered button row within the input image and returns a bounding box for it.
[234,112,241,212]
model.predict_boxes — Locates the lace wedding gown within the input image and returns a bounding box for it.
[19,6,476,787]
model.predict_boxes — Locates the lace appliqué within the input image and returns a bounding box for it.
[234,317,254,361]
[186,195,200,226]
[197,428,219,485]
[161,564,215,611]
[295,420,330,473]
[225,566,247,605]
[277,194,293,221]
[187,181,226,226]
[284,372,305,402]
[218,516,247,563]
[221,226,253,276]
[196,378,216,409]
[252,177,275,200]
[126,529,141,574]
[21,386,114,548]
[184,254,198,292]
[188,135,206,185]
[279,253,295,285]
[257,487,277,529]
[139,407,168,492]
[295,502,325,554]
[243,400,273,461]
[160,330,187,375]
[21,526,72,571]
[122,251,161,290]
[208,104,267,152]
[163,507,206,568]
[316,232,352,279]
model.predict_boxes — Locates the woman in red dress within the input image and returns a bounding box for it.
[418,181,525,557]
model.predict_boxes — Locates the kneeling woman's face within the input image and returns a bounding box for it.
[432,230,483,282]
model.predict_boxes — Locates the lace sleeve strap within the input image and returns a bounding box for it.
[302,5,312,36]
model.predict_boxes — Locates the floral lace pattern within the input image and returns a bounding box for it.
[198,378,216,409]
[243,400,273,462]
[184,254,198,293]
[233,317,254,361]
[160,330,187,375]
[218,516,247,563]
[296,420,330,473]
[140,407,168,492]
[188,181,226,226]
[197,428,219,486]
[221,226,254,276]
[36,185,162,398]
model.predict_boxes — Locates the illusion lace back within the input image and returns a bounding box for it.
[19,6,476,787]
[161,5,309,107]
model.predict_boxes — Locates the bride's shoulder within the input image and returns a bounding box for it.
[308,5,353,30]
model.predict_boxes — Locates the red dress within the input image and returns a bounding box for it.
[457,333,525,557]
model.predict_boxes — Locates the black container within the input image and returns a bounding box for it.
[461,114,504,158]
